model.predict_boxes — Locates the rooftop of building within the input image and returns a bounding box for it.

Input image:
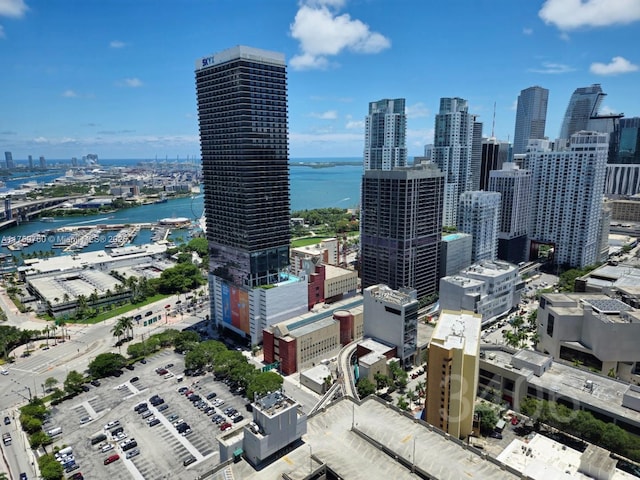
[227,396,523,480]
[288,316,337,338]
[364,284,417,306]
[358,336,396,356]
[432,310,481,355]
[301,363,332,384]
[542,293,640,324]
[496,434,633,480]
[462,260,518,277]
[442,232,472,242]
[266,295,363,336]
[253,390,298,418]
[324,263,356,279]
[481,348,640,425]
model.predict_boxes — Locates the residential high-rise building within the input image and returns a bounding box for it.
[3,152,13,170]
[488,163,531,264]
[363,284,419,367]
[458,191,501,263]
[195,45,306,345]
[433,97,476,226]
[39,156,46,169]
[28,155,33,170]
[528,131,608,268]
[559,84,605,140]
[513,86,549,155]
[364,98,407,171]
[425,309,481,439]
[360,163,444,299]
[479,137,510,191]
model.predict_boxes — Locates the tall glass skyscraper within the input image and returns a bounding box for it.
[559,84,606,140]
[513,86,548,155]
[432,97,476,227]
[364,98,407,170]
[196,46,306,345]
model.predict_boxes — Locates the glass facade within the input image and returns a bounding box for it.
[195,47,291,288]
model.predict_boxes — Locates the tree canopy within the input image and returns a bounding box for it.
[88,352,126,378]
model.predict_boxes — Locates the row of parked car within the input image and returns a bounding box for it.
[176,386,244,432]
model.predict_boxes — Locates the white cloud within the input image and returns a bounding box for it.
[117,77,143,88]
[406,102,430,119]
[62,89,78,98]
[0,0,28,18]
[559,31,570,41]
[110,40,126,48]
[522,27,533,35]
[528,62,575,74]
[289,2,390,70]
[310,110,338,120]
[539,0,640,30]
[590,56,639,75]
[345,119,364,130]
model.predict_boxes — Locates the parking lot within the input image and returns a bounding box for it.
[44,349,251,480]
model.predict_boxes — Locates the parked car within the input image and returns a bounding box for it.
[90,379,101,387]
[125,364,135,371]
[104,454,120,465]
[4,416,10,425]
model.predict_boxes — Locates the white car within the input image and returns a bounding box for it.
[0,369,8,375]
[79,416,92,425]
[164,372,174,379]
[104,420,120,430]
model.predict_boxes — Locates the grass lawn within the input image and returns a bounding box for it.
[291,236,323,248]
[74,294,171,325]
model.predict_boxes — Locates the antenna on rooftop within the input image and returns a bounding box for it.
[491,101,496,138]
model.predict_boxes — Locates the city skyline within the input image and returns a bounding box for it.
[1,0,639,159]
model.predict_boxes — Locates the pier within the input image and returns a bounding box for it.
[105,225,140,248]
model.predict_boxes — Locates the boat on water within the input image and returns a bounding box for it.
[40,217,55,222]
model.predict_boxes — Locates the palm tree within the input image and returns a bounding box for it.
[111,322,125,345]
[119,316,134,340]
[43,325,50,347]
[57,318,67,342]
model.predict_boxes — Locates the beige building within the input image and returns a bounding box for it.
[425,310,481,439]
[609,196,640,223]
[324,264,358,299]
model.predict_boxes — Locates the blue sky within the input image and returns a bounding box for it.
[1,0,639,160]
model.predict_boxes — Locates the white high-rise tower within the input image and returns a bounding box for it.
[433,97,476,226]
[528,131,608,268]
[364,98,407,171]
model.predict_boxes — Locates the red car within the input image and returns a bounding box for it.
[104,454,120,465]
[219,422,232,431]
[156,368,168,375]
[185,390,194,397]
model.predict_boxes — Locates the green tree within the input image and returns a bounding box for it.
[29,430,52,449]
[474,404,499,435]
[174,330,201,353]
[63,370,85,395]
[21,415,43,434]
[38,454,64,480]
[246,371,283,401]
[44,377,58,392]
[396,395,409,411]
[88,352,126,378]
[356,377,376,398]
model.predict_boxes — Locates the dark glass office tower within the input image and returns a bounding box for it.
[360,163,444,299]
[195,46,290,288]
